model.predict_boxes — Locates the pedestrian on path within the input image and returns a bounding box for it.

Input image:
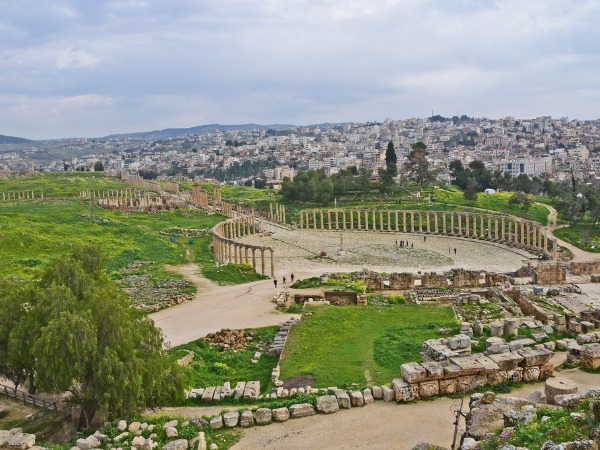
[274,279,278,288]
[454,248,457,255]
[283,276,286,284]
[449,247,451,254]
[291,273,295,282]
[396,239,398,245]
[411,243,414,248]
[424,236,426,242]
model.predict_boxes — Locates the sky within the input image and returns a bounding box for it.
[1,0,599,140]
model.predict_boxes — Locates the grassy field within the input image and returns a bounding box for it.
[279,303,457,387]
[0,172,134,197]
[553,224,600,253]
[173,326,279,397]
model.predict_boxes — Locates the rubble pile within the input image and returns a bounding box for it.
[202,328,256,351]
[116,274,193,311]
[118,260,155,273]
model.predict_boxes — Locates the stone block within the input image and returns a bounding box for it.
[531,331,547,342]
[517,348,554,366]
[508,341,523,352]
[233,382,246,399]
[372,386,382,399]
[381,386,395,402]
[539,363,554,379]
[117,421,127,432]
[164,420,178,429]
[392,378,417,401]
[76,437,101,450]
[289,403,316,419]
[490,322,504,337]
[442,363,463,379]
[487,370,508,386]
[582,343,600,370]
[543,341,555,351]
[582,321,596,333]
[418,380,439,398]
[508,367,523,383]
[129,422,142,433]
[448,356,484,375]
[481,391,496,404]
[240,411,254,427]
[243,381,260,400]
[191,418,209,429]
[223,412,239,427]
[209,416,222,429]
[162,440,188,450]
[523,366,540,382]
[316,395,339,414]
[516,338,537,347]
[202,387,215,402]
[350,391,364,407]
[556,340,567,350]
[473,355,500,373]
[486,337,506,349]
[504,319,518,336]
[335,390,351,409]
[504,406,536,427]
[439,378,458,394]
[255,408,272,424]
[401,362,427,383]
[363,388,375,404]
[272,407,290,422]
[131,436,146,449]
[164,427,178,440]
[420,362,444,380]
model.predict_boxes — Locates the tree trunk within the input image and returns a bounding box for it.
[78,400,99,431]
[27,372,36,395]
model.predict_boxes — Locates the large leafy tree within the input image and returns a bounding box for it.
[378,162,398,194]
[405,142,438,186]
[0,244,184,431]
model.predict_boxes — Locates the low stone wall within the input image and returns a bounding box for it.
[514,291,554,323]
[324,291,358,306]
[365,269,513,290]
[294,294,325,304]
[570,260,600,275]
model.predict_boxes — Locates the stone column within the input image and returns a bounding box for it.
[465,214,470,237]
[270,249,275,278]
[261,248,266,275]
[442,213,446,234]
[269,203,273,220]
[521,222,525,244]
[252,248,256,269]
[450,214,455,235]
[372,211,376,230]
[350,210,354,230]
[434,212,439,233]
[336,211,340,230]
[234,245,239,263]
[320,211,324,230]
[300,211,304,228]
[458,214,462,235]
[419,213,423,232]
[380,211,384,231]
[426,213,430,233]
[328,211,332,230]
[313,210,317,229]
[533,226,537,248]
[544,228,549,252]
[552,238,558,260]
[411,212,415,232]
[395,211,399,231]
[343,211,347,230]
[487,216,491,239]
[403,212,407,232]
[387,211,391,231]
[527,223,531,246]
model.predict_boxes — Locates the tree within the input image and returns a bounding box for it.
[449,160,464,179]
[0,245,184,430]
[94,161,104,172]
[508,192,533,214]
[404,142,437,185]
[378,162,398,194]
[63,163,69,172]
[385,142,397,166]
[463,178,478,205]
[254,178,267,189]
[355,168,373,194]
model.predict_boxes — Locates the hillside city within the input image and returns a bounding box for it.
[2,116,600,187]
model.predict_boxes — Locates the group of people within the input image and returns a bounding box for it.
[396,239,414,248]
[274,273,294,288]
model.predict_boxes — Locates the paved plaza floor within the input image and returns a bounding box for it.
[239,229,536,274]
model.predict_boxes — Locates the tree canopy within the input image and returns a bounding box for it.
[404,142,438,186]
[0,244,184,430]
[385,142,397,166]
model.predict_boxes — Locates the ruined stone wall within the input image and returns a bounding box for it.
[365,270,512,291]
[294,294,325,304]
[324,291,358,306]
[533,261,566,285]
[570,261,600,275]
[514,292,553,323]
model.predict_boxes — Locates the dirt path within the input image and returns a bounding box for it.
[538,203,599,262]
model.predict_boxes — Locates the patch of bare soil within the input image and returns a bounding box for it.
[0,398,37,430]
[282,375,315,390]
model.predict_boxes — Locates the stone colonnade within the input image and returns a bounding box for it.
[121,173,164,195]
[166,181,179,193]
[191,184,209,206]
[212,214,275,277]
[97,196,172,210]
[221,199,234,217]
[298,209,555,258]
[2,190,41,200]
[80,188,147,199]
[269,203,286,224]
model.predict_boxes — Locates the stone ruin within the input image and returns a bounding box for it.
[201,328,257,351]
[364,269,513,290]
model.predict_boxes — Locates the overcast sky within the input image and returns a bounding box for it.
[1,0,599,140]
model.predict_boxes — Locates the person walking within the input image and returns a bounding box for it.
[411,243,414,248]
[396,239,398,245]
[449,247,451,254]
[424,236,426,242]
[274,279,278,288]
[454,248,457,255]
[291,273,295,282]
[283,276,286,284]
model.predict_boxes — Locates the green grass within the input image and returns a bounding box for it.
[201,263,268,285]
[279,304,457,387]
[173,326,279,397]
[554,223,600,253]
[290,275,365,293]
[0,172,137,197]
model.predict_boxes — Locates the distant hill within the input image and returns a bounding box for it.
[0,134,33,144]
[101,123,345,140]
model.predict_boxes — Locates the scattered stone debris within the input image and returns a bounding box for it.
[115,274,193,311]
[202,328,256,351]
[119,260,156,273]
